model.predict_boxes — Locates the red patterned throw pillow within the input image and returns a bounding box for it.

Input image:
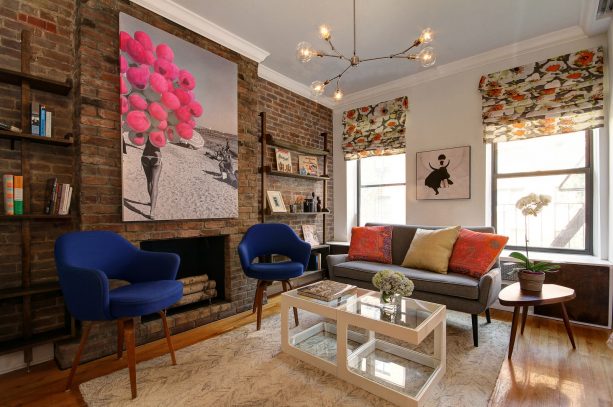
[448,229,508,278]
[347,226,393,264]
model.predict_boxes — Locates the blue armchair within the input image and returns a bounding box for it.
[55,231,183,399]
[238,223,311,330]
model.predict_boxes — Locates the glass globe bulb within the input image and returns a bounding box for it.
[296,41,314,63]
[419,27,433,44]
[333,87,343,101]
[310,81,325,97]
[418,46,436,67]
[319,24,332,41]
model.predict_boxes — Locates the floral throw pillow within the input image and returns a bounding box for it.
[448,229,508,278]
[347,226,393,264]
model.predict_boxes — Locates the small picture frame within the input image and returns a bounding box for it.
[302,224,320,246]
[275,148,292,173]
[298,155,318,176]
[266,190,287,213]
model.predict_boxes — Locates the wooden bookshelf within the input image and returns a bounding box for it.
[0,214,72,221]
[0,283,61,300]
[266,167,330,181]
[0,130,73,147]
[0,66,71,95]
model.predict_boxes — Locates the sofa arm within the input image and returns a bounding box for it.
[478,267,502,309]
[326,254,348,280]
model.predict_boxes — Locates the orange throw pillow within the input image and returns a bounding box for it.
[347,226,393,264]
[448,229,508,278]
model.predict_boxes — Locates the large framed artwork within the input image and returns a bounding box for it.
[119,13,238,221]
[416,146,470,200]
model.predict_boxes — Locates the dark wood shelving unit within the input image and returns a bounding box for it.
[266,166,330,181]
[0,214,72,221]
[0,30,75,368]
[266,211,330,217]
[0,129,73,147]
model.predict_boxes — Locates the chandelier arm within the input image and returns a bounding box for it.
[318,53,348,60]
[360,39,422,63]
[326,38,350,61]
[325,63,353,84]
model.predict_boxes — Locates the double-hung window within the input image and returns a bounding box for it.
[492,131,592,254]
[357,154,406,226]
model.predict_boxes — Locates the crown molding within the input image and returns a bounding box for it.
[258,65,335,108]
[130,0,270,63]
[334,25,588,110]
[580,0,611,36]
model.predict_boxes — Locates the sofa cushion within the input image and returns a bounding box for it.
[401,226,460,274]
[449,228,508,278]
[347,225,393,264]
[333,261,479,300]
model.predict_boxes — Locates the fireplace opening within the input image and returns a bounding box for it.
[140,235,226,321]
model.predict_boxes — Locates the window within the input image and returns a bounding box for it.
[358,154,406,226]
[492,131,592,254]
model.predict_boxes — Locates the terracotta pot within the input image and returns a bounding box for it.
[518,269,545,292]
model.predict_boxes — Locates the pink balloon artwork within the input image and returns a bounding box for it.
[120,30,203,148]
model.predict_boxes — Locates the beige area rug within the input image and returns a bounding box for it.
[80,311,510,406]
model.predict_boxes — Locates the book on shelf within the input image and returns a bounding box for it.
[44,179,72,215]
[44,178,57,215]
[39,104,46,136]
[13,176,23,215]
[3,174,14,215]
[45,110,52,138]
[297,280,357,302]
[30,102,40,135]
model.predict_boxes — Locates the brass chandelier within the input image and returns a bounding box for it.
[296,0,435,101]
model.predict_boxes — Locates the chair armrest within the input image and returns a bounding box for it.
[58,265,112,321]
[326,254,349,280]
[478,267,502,309]
[128,250,181,283]
[292,240,313,270]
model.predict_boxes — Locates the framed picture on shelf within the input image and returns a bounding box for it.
[298,155,318,176]
[302,224,320,246]
[416,146,471,200]
[266,190,287,213]
[275,148,292,173]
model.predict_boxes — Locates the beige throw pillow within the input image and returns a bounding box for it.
[401,226,461,274]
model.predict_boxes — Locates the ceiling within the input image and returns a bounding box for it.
[174,0,594,96]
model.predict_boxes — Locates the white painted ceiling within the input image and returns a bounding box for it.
[175,0,587,95]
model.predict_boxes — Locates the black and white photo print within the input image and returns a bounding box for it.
[416,146,470,200]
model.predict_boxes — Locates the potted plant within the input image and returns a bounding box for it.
[509,193,560,292]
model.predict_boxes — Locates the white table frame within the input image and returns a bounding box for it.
[281,289,446,407]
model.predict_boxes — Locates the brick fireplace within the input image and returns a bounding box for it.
[0,0,333,368]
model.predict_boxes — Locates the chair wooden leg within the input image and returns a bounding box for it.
[283,280,299,327]
[252,281,261,314]
[159,311,177,365]
[116,320,124,359]
[124,318,137,399]
[256,281,268,331]
[65,322,91,391]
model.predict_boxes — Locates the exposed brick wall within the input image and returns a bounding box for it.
[0,0,333,361]
[0,0,76,341]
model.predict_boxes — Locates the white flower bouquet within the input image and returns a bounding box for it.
[372,270,414,303]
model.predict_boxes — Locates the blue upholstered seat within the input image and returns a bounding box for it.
[238,223,312,330]
[55,230,182,399]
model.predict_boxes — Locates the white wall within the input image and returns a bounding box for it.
[333,34,607,242]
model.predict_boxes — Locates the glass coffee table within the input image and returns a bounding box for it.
[281,287,446,407]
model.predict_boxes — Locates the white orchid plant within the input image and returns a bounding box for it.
[509,193,560,273]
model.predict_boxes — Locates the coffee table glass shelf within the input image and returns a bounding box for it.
[281,287,446,407]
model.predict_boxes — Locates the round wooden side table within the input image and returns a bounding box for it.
[498,282,576,359]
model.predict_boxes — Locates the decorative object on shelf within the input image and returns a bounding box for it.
[119,13,238,222]
[302,224,320,246]
[342,96,409,160]
[298,155,318,176]
[0,121,21,133]
[372,269,414,313]
[275,147,292,172]
[416,146,470,200]
[303,193,315,213]
[508,193,560,292]
[479,47,604,143]
[296,0,435,99]
[316,196,322,212]
[266,190,287,213]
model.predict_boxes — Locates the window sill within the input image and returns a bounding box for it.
[500,249,612,266]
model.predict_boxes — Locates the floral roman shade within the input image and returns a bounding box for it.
[478,47,604,143]
[342,96,409,160]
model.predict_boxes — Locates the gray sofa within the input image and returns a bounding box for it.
[326,223,502,346]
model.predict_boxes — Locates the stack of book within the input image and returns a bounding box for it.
[44,178,72,215]
[297,280,357,302]
[2,175,23,215]
[31,101,52,137]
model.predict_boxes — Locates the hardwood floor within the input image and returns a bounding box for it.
[0,299,611,407]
